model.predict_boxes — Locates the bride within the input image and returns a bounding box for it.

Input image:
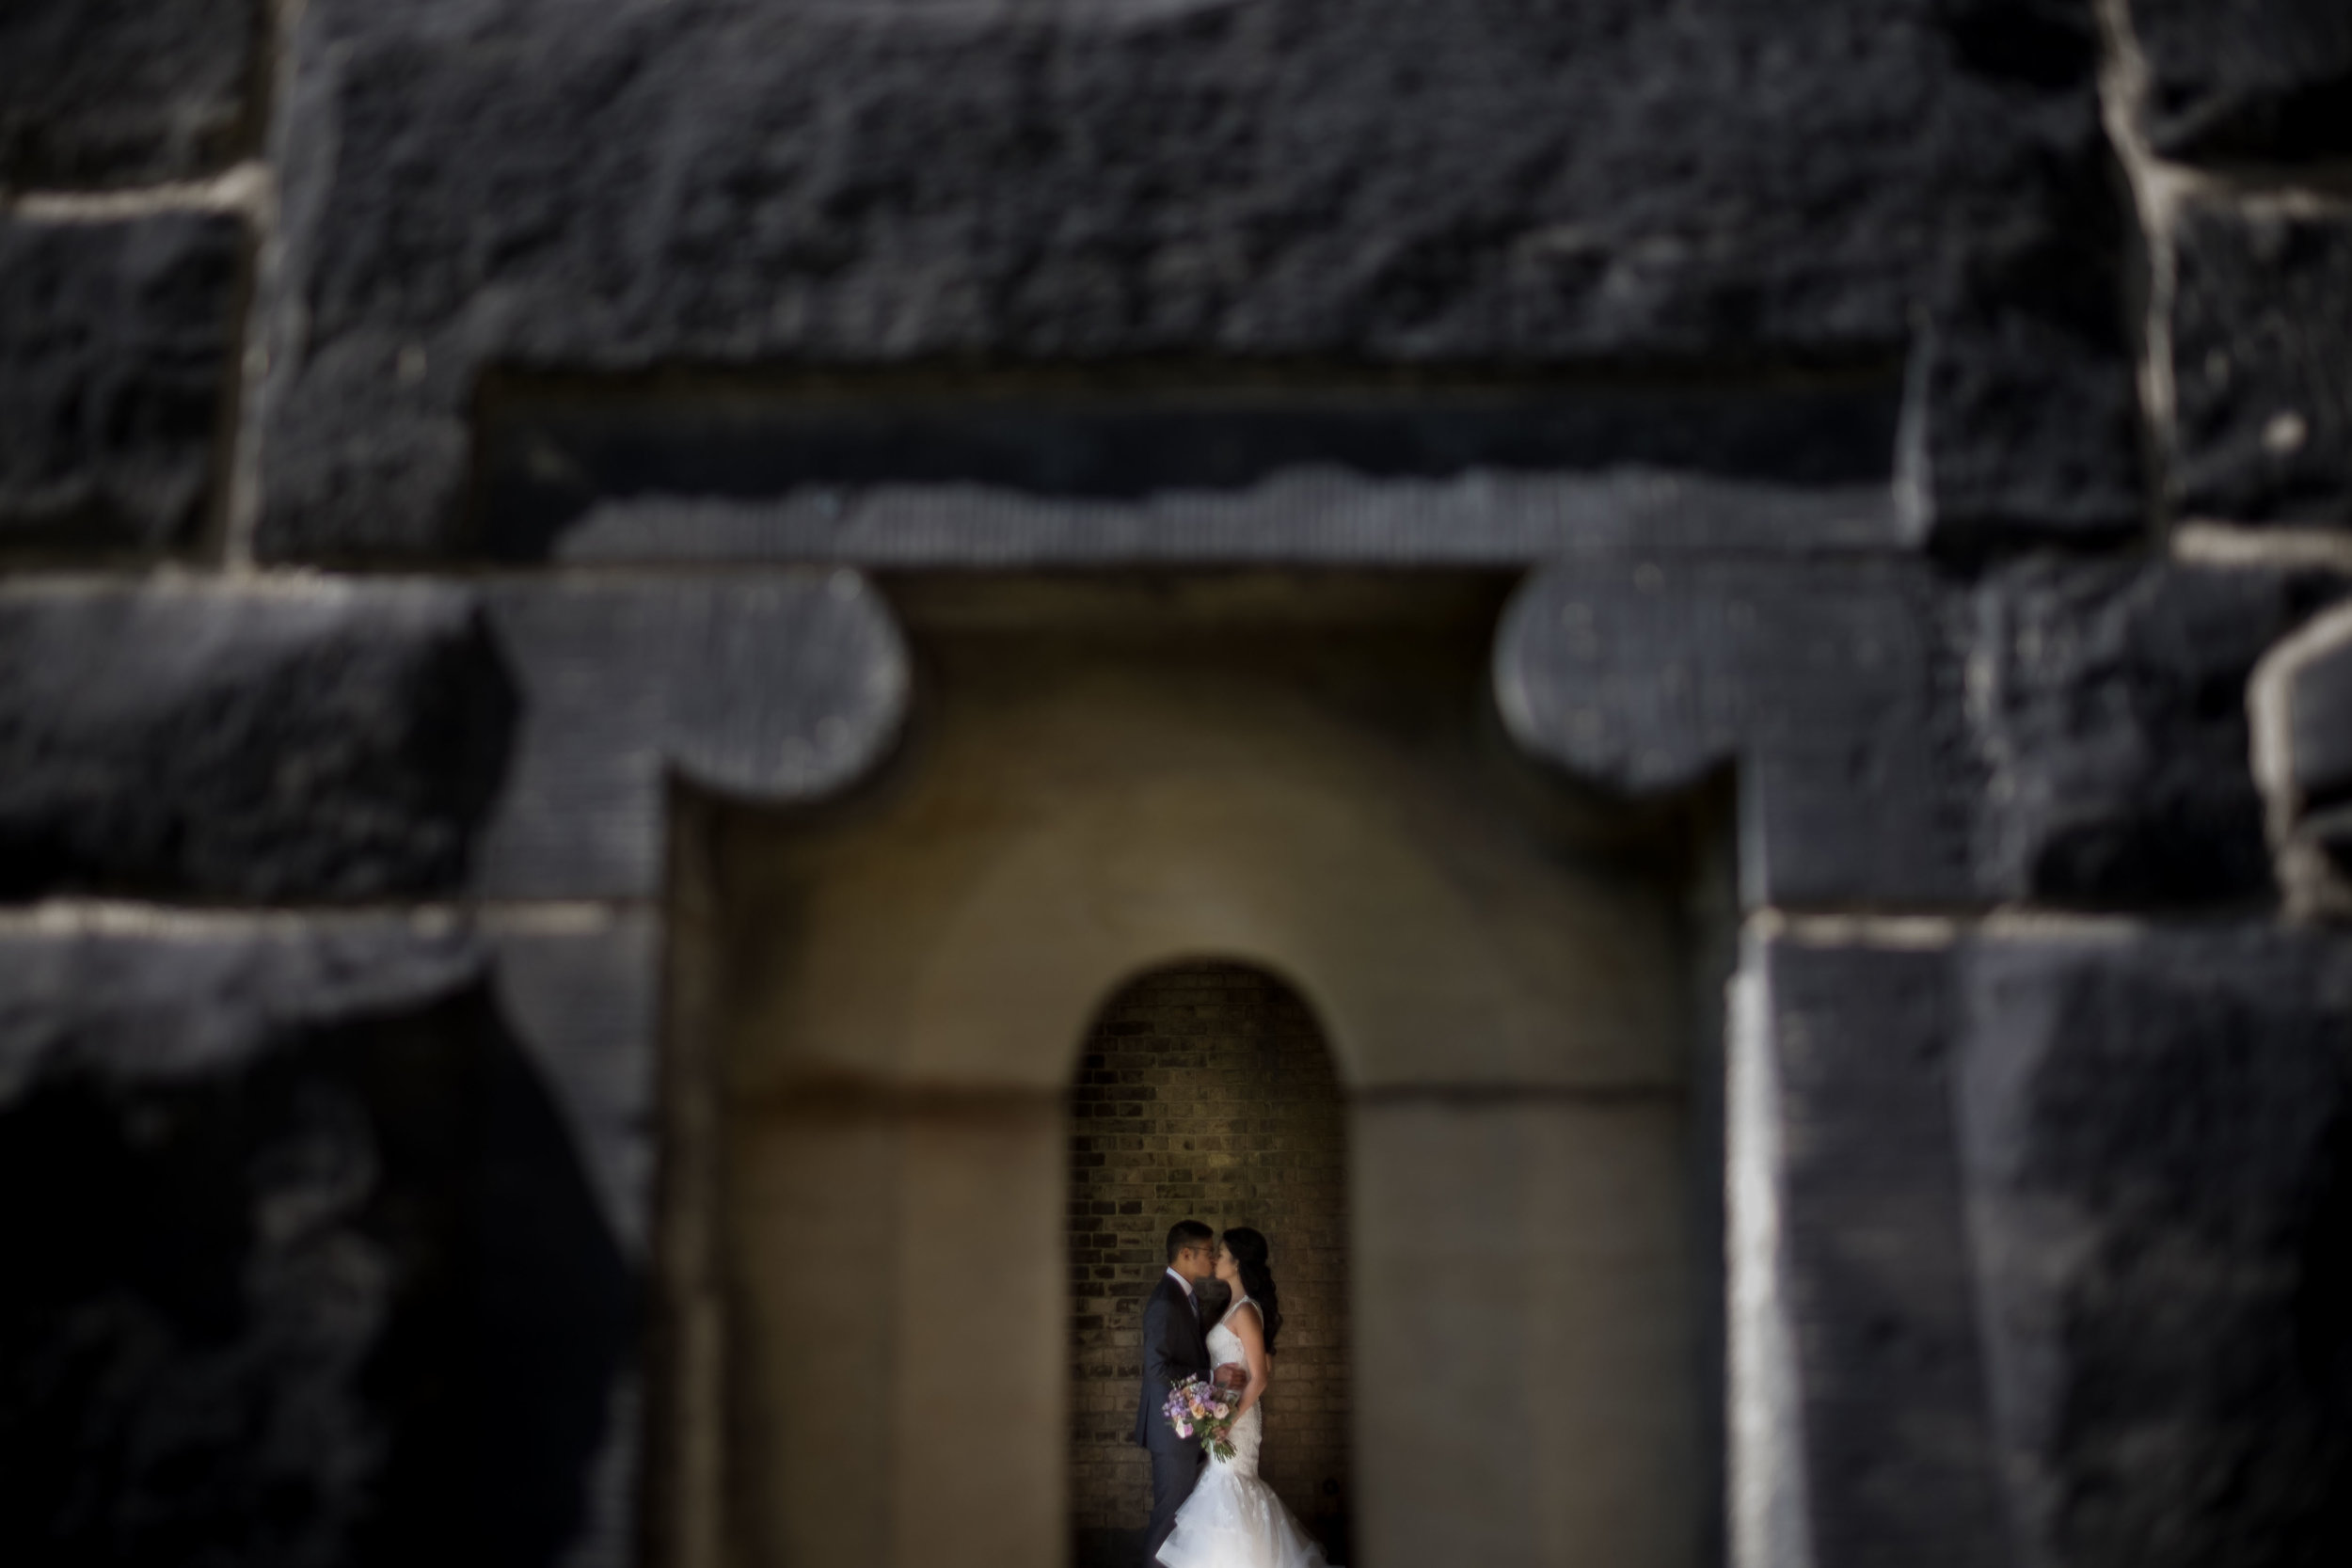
[1155,1227,1330,1568]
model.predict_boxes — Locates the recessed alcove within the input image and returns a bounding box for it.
[650,572,1732,1568]
[1068,962,1351,1568]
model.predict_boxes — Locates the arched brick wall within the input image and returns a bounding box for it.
[1069,963,1350,1567]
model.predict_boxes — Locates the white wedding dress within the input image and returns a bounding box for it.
[1155,1298,1330,1568]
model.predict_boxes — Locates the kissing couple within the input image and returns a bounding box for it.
[1134,1220,1328,1568]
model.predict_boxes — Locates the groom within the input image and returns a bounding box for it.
[1134,1219,1227,1564]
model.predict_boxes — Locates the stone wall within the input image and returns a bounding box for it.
[3,0,2352,1565]
[1068,964,1350,1565]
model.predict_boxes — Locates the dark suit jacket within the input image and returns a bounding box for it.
[1132,1272,1210,1452]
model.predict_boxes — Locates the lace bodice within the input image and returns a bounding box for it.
[1205,1297,1264,1474]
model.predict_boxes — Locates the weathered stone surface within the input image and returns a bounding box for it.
[0,583,516,901]
[258,0,2137,560]
[1741,935,2006,1568]
[2128,0,2352,163]
[0,917,639,1568]
[0,214,245,552]
[1956,927,2352,1568]
[0,0,261,188]
[1961,559,2344,907]
[1498,557,2345,910]
[2172,199,2352,527]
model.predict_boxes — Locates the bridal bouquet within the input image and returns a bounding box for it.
[1162,1376,1242,1461]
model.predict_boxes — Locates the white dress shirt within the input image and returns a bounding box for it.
[1165,1266,1198,1319]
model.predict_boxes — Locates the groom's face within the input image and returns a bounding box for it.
[1176,1243,1214,1281]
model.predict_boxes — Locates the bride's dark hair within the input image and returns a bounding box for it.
[1219,1227,1283,1351]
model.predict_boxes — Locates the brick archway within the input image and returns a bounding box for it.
[1069,962,1350,1568]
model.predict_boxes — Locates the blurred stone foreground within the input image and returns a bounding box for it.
[4,0,2352,1565]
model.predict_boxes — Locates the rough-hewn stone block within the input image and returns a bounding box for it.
[257,0,2137,560]
[1956,928,2352,1567]
[0,916,643,1568]
[1960,559,2343,907]
[2172,199,2352,527]
[2128,0,2352,163]
[0,0,262,188]
[0,214,244,552]
[1747,924,2352,1566]
[0,583,515,900]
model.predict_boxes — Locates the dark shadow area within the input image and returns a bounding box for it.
[0,980,631,1568]
[0,596,519,904]
[469,368,1899,559]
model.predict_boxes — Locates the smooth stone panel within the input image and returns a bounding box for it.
[1355,1094,1700,1568]
[723,1090,1066,1568]
[1747,934,2006,1568]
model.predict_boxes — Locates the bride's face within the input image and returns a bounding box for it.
[1213,1243,1240,1289]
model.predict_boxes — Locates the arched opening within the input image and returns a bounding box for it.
[1069,961,1351,1568]
[651,574,1725,1568]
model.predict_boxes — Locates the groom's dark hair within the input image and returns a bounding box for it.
[1165,1220,1215,1261]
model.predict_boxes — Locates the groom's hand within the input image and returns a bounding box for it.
[1212,1363,1247,1390]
